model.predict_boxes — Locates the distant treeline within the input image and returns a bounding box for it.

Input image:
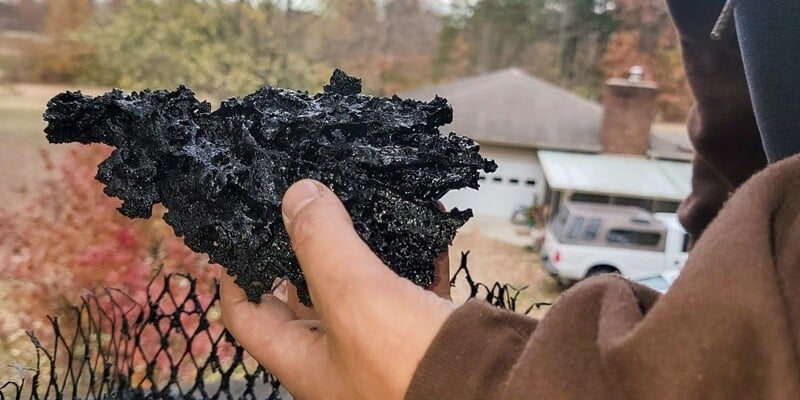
[0,0,691,121]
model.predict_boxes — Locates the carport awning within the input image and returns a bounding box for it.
[538,150,692,201]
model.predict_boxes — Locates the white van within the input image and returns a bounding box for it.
[540,203,689,284]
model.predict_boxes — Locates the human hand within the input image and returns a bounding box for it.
[220,179,455,400]
[285,230,452,319]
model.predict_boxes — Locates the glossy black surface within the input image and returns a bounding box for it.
[44,70,496,305]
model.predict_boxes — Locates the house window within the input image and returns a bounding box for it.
[478,175,486,181]
[509,178,519,184]
[492,176,503,182]
[525,180,536,186]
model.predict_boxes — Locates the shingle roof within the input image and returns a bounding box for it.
[650,124,693,161]
[400,68,694,160]
[399,68,603,152]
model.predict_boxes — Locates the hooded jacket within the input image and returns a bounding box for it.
[407,153,800,400]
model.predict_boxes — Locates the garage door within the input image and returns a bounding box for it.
[441,146,544,217]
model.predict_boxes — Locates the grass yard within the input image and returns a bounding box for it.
[0,105,50,206]
[0,84,109,209]
[0,108,44,141]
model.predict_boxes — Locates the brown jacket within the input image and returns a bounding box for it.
[407,155,800,399]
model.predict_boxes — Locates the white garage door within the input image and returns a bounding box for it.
[441,146,544,217]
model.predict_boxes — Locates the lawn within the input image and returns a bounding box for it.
[0,98,48,206]
[0,84,109,208]
[0,108,44,140]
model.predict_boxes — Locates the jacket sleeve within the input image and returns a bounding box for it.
[406,155,800,400]
[404,300,537,400]
[405,276,660,400]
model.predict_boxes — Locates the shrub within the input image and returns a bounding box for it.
[0,145,219,380]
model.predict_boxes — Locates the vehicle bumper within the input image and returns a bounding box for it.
[541,255,559,274]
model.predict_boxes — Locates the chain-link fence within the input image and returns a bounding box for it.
[1,253,548,400]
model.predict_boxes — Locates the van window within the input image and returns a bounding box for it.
[681,233,690,252]
[567,217,584,238]
[556,208,569,226]
[549,208,570,237]
[583,218,602,240]
[606,229,661,247]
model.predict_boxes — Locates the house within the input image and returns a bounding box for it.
[400,68,693,217]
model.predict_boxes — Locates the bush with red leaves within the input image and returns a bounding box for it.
[0,145,223,381]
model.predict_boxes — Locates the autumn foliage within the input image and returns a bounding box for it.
[0,145,221,380]
[601,0,692,121]
[1,0,695,121]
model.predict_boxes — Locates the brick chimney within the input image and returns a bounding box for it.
[600,66,659,156]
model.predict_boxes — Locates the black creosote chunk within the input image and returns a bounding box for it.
[44,70,497,305]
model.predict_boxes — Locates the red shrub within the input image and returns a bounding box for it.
[0,145,223,381]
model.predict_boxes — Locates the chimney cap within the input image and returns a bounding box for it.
[604,65,658,89]
[628,65,645,82]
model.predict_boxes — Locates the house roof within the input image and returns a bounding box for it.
[399,68,604,152]
[538,150,692,201]
[650,124,693,161]
[400,68,694,160]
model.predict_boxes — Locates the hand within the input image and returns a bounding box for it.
[220,179,455,400]
[285,233,452,319]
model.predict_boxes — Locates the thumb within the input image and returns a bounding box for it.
[282,180,396,316]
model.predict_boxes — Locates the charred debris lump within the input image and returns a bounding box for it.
[44,70,497,305]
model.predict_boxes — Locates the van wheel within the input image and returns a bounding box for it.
[586,266,620,278]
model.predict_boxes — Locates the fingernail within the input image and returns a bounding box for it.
[282,180,323,224]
